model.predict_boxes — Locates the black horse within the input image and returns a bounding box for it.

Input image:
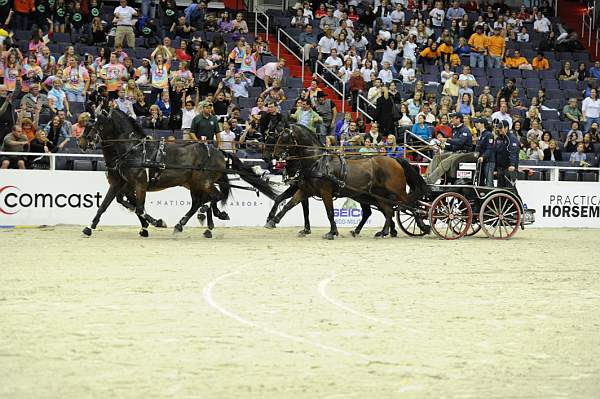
[79,109,278,238]
[266,124,429,239]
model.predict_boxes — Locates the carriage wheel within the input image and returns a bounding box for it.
[479,193,521,239]
[428,192,473,240]
[396,209,427,237]
[465,221,482,236]
[454,216,481,236]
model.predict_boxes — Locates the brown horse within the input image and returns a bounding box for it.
[267,124,429,239]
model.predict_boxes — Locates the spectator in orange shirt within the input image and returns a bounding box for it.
[419,42,440,65]
[531,52,550,70]
[486,27,506,69]
[504,50,531,69]
[468,25,486,68]
[13,0,35,30]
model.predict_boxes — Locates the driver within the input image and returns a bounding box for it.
[424,113,476,184]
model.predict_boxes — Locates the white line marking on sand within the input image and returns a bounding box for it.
[319,272,394,326]
[318,272,419,334]
[203,271,370,360]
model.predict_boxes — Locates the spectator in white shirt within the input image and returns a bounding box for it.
[429,1,445,27]
[318,29,336,58]
[381,40,401,73]
[390,4,405,24]
[492,104,513,129]
[378,61,393,84]
[324,49,343,71]
[399,59,416,84]
[113,0,137,48]
[368,78,383,103]
[458,66,479,88]
[582,88,600,132]
[533,12,551,33]
[402,34,417,63]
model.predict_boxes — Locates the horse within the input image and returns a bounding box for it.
[262,127,312,237]
[266,124,429,239]
[262,129,405,238]
[78,109,278,238]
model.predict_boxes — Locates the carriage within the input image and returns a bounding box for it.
[396,162,536,240]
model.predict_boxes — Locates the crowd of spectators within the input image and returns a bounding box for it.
[0,0,599,174]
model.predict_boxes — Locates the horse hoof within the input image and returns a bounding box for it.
[374,231,387,238]
[173,225,183,234]
[139,229,149,238]
[264,219,276,229]
[203,230,213,238]
[297,229,311,237]
[156,219,167,228]
[322,233,335,240]
[390,230,398,238]
[82,227,92,237]
[217,211,230,221]
[350,230,358,238]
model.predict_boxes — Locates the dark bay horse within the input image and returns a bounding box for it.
[267,124,429,239]
[79,109,278,238]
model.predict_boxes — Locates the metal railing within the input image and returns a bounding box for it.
[0,151,264,171]
[276,28,305,83]
[596,26,599,58]
[254,11,269,42]
[582,4,596,48]
[314,60,346,114]
[402,129,433,161]
[356,94,373,121]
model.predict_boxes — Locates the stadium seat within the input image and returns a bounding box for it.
[73,160,94,171]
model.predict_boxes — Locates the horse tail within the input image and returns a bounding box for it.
[226,153,279,200]
[396,158,426,205]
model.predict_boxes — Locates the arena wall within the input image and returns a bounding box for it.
[0,170,599,228]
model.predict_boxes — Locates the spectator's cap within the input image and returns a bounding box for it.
[142,58,151,63]
[316,91,326,98]
[569,97,577,102]
[200,101,212,107]
[450,112,462,119]
[501,120,510,128]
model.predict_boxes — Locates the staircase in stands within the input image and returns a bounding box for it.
[266,35,345,112]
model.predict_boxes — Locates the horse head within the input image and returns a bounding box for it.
[79,113,109,152]
[272,127,298,160]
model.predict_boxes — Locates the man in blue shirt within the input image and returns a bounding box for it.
[589,61,600,80]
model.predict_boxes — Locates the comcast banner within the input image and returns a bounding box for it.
[0,170,386,228]
[517,181,600,228]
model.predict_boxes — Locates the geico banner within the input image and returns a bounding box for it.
[517,181,600,228]
[0,170,386,228]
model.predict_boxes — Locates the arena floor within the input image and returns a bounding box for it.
[1,226,599,398]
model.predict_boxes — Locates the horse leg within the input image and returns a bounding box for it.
[375,202,394,238]
[271,189,307,228]
[265,184,297,229]
[133,183,151,238]
[321,188,338,240]
[83,181,125,236]
[173,194,202,235]
[390,218,398,237]
[297,198,311,237]
[350,202,372,238]
[211,200,230,220]
[118,189,167,228]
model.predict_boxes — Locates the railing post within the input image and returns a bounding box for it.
[254,11,258,37]
[582,12,585,39]
[301,49,305,84]
[276,29,280,59]
[50,154,56,171]
[266,13,269,42]
[341,81,345,114]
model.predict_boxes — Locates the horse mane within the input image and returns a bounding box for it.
[111,109,148,139]
[291,123,322,147]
